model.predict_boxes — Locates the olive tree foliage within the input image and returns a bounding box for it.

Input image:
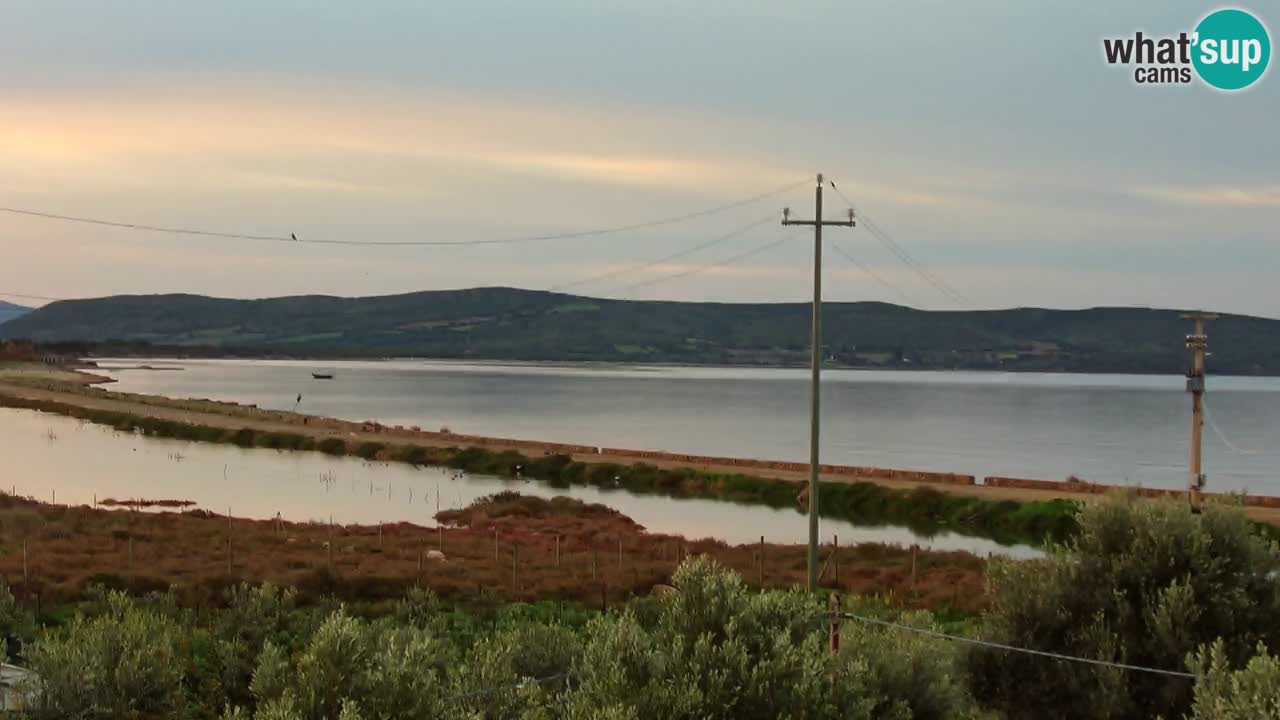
[568,555,978,720]
[197,583,301,711]
[26,590,186,719]
[0,576,34,661]
[1186,640,1280,720]
[240,607,455,720]
[967,494,1280,720]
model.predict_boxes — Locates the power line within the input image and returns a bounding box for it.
[840,612,1195,679]
[1202,398,1257,455]
[830,242,916,306]
[826,182,970,305]
[613,235,790,294]
[549,215,774,292]
[0,179,808,248]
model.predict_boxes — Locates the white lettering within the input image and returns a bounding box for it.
[1221,38,1240,66]
[1243,39,1262,72]
[1201,38,1219,64]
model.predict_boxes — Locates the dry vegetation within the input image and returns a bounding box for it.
[0,491,987,613]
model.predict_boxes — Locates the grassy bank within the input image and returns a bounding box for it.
[0,392,1079,546]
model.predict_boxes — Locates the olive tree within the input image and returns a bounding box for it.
[1187,640,1280,719]
[967,494,1280,720]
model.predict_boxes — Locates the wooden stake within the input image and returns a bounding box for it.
[555,535,561,567]
[832,534,839,586]
[910,545,918,592]
[378,522,383,548]
[758,535,765,586]
[592,545,598,581]
[828,593,841,655]
[22,539,29,587]
[437,525,443,551]
[493,529,499,562]
[512,545,518,591]
[618,537,623,569]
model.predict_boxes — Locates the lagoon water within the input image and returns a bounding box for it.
[97,359,1280,495]
[0,409,1033,557]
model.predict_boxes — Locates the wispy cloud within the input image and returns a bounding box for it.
[1134,185,1280,209]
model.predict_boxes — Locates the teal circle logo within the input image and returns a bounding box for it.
[1192,9,1271,90]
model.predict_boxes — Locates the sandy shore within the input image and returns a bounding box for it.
[3,362,1278,525]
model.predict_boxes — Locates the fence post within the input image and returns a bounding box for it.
[617,536,623,570]
[759,535,765,587]
[832,534,839,586]
[592,545,598,581]
[225,507,232,573]
[438,525,443,551]
[555,535,561,567]
[378,522,383,549]
[22,539,28,587]
[328,515,334,571]
[828,592,841,655]
[494,529,499,562]
[512,545,518,592]
[910,545,918,593]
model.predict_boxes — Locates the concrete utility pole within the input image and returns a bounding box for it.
[1182,312,1217,511]
[783,173,855,592]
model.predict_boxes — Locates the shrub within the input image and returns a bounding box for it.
[1188,640,1280,719]
[318,438,346,456]
[28,591,186,718]
[354,442,385,460]
[967,493,1280,720]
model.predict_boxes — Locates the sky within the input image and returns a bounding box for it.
[1,1,1277,315]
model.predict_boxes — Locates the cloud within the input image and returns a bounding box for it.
[1133,185,1280,209]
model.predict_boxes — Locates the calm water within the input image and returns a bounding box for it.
[0,409,1032,556]
[97,359,1280,495]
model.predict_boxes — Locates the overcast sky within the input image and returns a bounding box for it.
[1,1,1276,314]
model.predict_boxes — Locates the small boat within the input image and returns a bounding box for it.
[311,372,334,380]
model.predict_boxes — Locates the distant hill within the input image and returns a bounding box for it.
[0,301,31,326]
[2,287,1277,374]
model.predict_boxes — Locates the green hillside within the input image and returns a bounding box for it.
[2,287,1276,374]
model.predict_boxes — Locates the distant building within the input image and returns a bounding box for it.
[0,663,39,713]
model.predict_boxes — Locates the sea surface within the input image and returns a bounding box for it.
[96,358,1280,495]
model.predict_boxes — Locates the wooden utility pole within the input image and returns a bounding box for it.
[1183,312,1217,511]
[782,173,855,592]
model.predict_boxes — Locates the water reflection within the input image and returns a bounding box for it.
[3,408,1036,558]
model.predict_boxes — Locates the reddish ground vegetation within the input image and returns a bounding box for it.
[0,492,988,613]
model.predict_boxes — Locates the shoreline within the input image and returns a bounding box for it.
[83,353,1280,378]
[2,362,1277,533]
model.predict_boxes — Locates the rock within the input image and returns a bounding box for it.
[652,584,678,597]
[426,549,447,562]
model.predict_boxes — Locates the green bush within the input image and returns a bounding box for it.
[28,591,186,719]
[354,442,385,460]
[1188,640,1280,719]
[967,493,1280,720]
[318,438,346,456]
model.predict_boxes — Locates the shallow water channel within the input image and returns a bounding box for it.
[2,408,1037,557]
